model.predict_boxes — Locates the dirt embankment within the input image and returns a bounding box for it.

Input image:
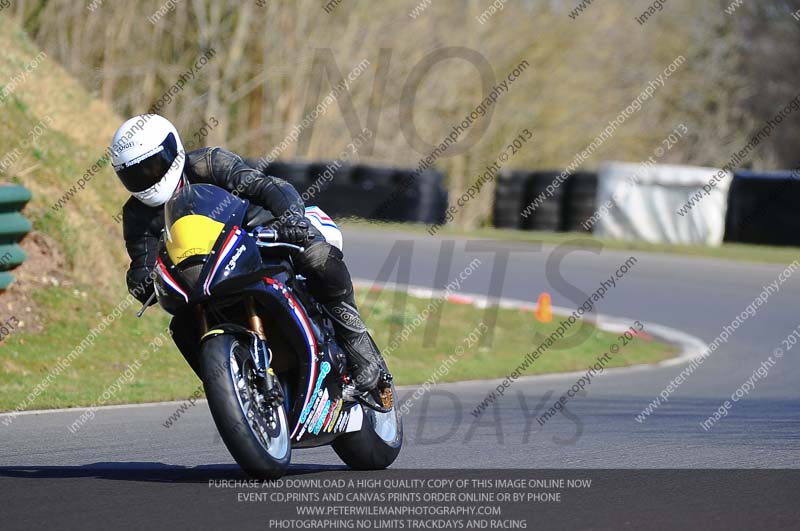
[2,231,70,335]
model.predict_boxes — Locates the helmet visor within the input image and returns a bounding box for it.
[116,133,180,193]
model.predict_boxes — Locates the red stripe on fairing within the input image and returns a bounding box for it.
[306,212,337,228]
[157,256,188,302]
[203,226,241,295]
[280,285,319,439]
[308,211,333,222]
[306,207,334,222]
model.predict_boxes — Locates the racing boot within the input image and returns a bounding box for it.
[323,300,383,393]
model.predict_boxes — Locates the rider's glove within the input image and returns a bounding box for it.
[278,214,309,244]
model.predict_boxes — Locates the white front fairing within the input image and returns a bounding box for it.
[305,206,343,251]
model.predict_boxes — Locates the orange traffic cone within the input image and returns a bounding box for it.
[535,292,553,323]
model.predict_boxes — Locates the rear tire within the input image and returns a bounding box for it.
[332,381,403,470]
[201,334,291,479]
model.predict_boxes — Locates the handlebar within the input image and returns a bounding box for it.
[252,227,279,242]
[250,227,306,253]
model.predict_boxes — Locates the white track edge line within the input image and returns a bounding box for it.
[352,279,707,387]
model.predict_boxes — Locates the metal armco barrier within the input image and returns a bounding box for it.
[0,185,32,291]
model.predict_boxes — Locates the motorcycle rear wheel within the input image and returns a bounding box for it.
[201,334,291,479]
[332,380,403,470]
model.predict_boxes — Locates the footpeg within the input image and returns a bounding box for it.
[341,384,360,402]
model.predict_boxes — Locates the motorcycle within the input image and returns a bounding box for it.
[142,182,401,478]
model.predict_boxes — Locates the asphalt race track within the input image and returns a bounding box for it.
[2,227,799,528]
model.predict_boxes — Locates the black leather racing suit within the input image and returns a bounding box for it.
[122,147,378,387]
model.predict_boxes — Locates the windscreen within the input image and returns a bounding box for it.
[164,182,248,230]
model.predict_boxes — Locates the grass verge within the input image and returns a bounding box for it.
[0,284,675,412]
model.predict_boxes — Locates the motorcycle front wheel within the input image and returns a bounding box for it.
[201,334,291,479]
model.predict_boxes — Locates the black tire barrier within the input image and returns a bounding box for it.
[304,162,355,217]
[262,160,313,189]
[522,171,562,232]
[411,168,448,224]
[302,163,403,220]
[493,170,528,229]
[354,165,405,220]
[491,170,599,233]
[725,170,800,246]
[246,158,447,223]
[353,166,447,224]
[562,171,598,232]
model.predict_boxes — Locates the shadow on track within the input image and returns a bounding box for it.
[0,462,348,483]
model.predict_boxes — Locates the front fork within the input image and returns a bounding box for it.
[245,297,283,409]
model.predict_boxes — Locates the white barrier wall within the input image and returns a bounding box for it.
[594,162,732,246]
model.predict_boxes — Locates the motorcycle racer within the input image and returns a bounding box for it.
[111,114,383,392]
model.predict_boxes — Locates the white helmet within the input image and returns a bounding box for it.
[111,114,185,207]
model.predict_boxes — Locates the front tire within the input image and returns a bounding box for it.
[332,382,403,470]
[201,334,291,479]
